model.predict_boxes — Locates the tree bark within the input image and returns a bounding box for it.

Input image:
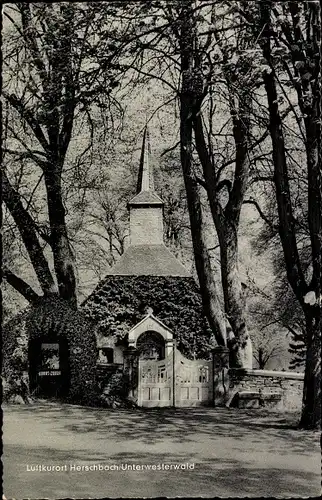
[2,172,57,297]
[259,0,321,429]
[302,92,321,294]
[218,222,252,367]
[178,0,226,346]
[260,1,307,300]
[180,101,226,346]
[194,111,252,368]
[44,164,77,307]
[299,307,321,429]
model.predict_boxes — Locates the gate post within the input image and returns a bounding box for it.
[212,346,230,407]
[123,347,139,405]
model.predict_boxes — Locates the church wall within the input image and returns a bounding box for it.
[130,207,163,245]
[98,339,125,365]
[113,345,125,364]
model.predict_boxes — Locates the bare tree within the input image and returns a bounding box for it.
[255,0,321,429]
[252,328,285,370]
[113,0,267,357]
[2,3,126,307]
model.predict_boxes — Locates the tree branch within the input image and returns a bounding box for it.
[243,199,278,231]
[3,92,49,154]
[161,141,180,157]
[3,147,47,171]
[18,3,49,88]
[2,268,41,304]
[2,171,57,296]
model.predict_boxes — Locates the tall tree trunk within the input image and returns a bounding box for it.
[218,222,252,367]
[194,112,252,367]
[299,307,321,429]
[178,0,226,346]
[180,94,226,346]
[177,0,255,358]
[303,100,321,294]
[260,1,307,298]
[259,0,321,429]
[44,164,77,307]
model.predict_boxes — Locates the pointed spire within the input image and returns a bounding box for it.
[137,125,154,193]
[128,127,163,207]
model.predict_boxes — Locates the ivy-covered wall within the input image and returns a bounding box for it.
[82,275,215,359]
[2,296,99,406]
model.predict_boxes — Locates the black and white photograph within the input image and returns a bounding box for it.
[2,1,321,498]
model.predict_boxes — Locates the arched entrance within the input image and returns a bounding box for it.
[136,331,165,360]
[127,311,214,407]
[28,335,70,399]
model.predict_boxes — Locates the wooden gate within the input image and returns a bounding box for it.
[138,349,213,407]
[138,355,173,407]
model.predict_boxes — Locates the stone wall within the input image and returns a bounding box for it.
[227,368,304,411]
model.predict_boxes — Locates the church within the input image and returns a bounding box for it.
[3,130,303,410]
[3,127,216,408]
[82,127,216,371]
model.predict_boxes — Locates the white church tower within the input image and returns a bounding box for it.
[110,126,190,277]
[128,126,164,246]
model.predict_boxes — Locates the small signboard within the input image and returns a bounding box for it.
[39,343,60,372]
[38,370,61,377]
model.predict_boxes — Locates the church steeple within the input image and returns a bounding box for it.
[136,125,154,193]
[107,128,190,276]
[128,127,164,246]
[129,125,163,206]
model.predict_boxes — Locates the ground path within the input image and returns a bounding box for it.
[3,403,320,498]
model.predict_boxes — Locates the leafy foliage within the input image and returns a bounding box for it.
[82,275,214,359]
[99,370,136,408]
[2,296,99,405]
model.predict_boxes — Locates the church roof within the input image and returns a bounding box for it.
[108,244,191,277]
[128,190,163,206]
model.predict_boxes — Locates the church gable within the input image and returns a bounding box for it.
[128,311,174,347]
[103,125,191,277]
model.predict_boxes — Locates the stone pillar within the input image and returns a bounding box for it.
[242,336,253,369]
[212,346,230,407]
[165,339,174,357]
[123,347,139,403]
